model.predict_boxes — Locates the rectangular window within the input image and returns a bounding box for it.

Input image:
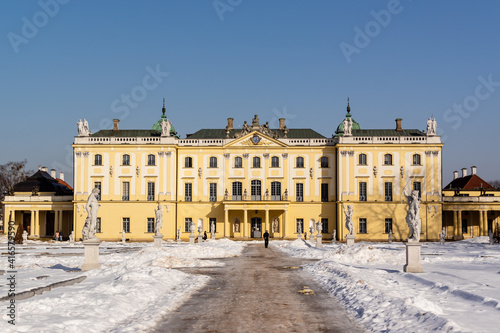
[271,156,279,168]
[384,218,393,234]
[359,182,367,201]
[296,183,304,202]
[94,154,102,166]
[321,218,328,233]
[209,157,217,168]
[271,182,281,201]
[321,183,328,202]
[251,180,261,201]
[385,182,393,201]
[209,217,217,233]
[147,182,155,201]
[94,182,101,201]
[123,155,130,166]
[359,218,367,234]
[462,219,468,234]
[96,217,101,233]
[122,182,129,201]
[147,218,154,233]
[148,155,155,166]
[320,156,329,168]
[296,218,303,233]
[413,181,421,197]
[209,183,217,202]
[232,182,242,201]
[185,183,192,202]
[123,217,130,233]
[185,218,192,233]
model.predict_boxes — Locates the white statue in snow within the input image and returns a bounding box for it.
[190,221,195,235]
[316,220,322,234]
[82,188,100,241]
[22,230,28,242]
[160,119,171,137]
[210,221,215,235]
[297,221,302,235]
[177,228,181,240]
[155,204,163,236]
[404,186,422,242]
[69,231,74,242]
[344,205,354,236]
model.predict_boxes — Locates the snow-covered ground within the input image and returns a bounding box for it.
[0,237,245,333]
[273,237,500,333]
[1,236,499,332]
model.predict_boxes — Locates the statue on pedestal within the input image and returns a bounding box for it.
[160,119,171,137]
[77,119,90,137]
[69,231,74,242]
[210,221,215,235]
[343,205,354,236]
[155,204,163,236]
[82,188,100,241]
[404,186,421,242]
[426,116,437,136]
[22,230,28,242]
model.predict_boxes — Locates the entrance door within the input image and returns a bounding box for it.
[251,217,262,238]
[23,212,31,235]
[46,212,55,237]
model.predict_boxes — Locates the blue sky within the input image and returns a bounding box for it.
[1,0,500,186]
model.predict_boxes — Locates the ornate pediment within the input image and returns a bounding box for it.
[225,132,287,147]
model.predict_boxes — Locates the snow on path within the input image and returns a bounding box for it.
[0,237,246,332]
[273,238,500,333]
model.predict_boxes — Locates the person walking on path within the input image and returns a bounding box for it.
[263,230,269,248]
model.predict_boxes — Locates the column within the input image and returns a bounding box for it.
[283,208,288,238]
[453,210,458,237]
[457,210,463,239]
[265,209,269,233]
[479,211,484,236]
[30,210,35,236]
[54,211,59,233]
[224,209,229,237]
[243,209,248,238]
[483,211,489,235]
[34,210,39,237]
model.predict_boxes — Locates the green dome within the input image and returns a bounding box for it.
[152,101,177,136]
[335,111,361,136]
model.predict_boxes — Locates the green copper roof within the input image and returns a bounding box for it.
[152,101,177,136]
[335,111,361,136]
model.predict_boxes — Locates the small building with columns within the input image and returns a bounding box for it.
[2,168,73,239]
[442,167,500,239]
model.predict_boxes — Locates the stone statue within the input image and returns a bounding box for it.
[22,230,28,242]
[388,230,392,243]
[283,189,288,200]
[82,188,100,241]
[225,189,229,200]
[343,118,352,136]
[155,204,163,236]
[297,221,302,235]
[404,187,422,242]
[177,228,181,240]
[69,231,74,242]
[332,229,336,243]
[234,219,240,233]
[83,119,89,135]
[210,221,215,235]
[260,122,271,135]
[439,227,446,244]
[251,114,260,128]
[197,218,203,234]
[316,220,322,234]
[343,205,354,236]
[426,117,437,136]
[244,189,248,200]
[489,231,494,245]
[77,119,90,137]
[160,119,171,137]
[190,221,195,234]
[272,218,279,233]
[241,121,251,135]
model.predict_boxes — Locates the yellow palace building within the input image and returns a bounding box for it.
[68,101,443,242]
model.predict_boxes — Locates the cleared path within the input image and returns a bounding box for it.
[152,243,365,333]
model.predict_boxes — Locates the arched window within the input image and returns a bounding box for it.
[253,156,261,168]
[234,157,243,168]
[320,156,329,168]
[412,154,421,165]
[296,157,304,168]
[271,156,279,168]
[384,154,393,166]
[184,156,193,168]
[122,154,130,166]
[209,156,217,168]
[94,154,102,166]
[147,154,155,166]
[358,153,367,166]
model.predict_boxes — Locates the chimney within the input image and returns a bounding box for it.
[395,118,403,131]
[59,172,65,181]
[279,118,286,130]
[453,171,458,180]
[462,168,467,178]
[227,118,234,130]
[41,167,48,172]
[471,166,477,175]
[50,169,56,178]
[113,119,120,131]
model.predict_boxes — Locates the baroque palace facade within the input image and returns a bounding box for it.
[4,102,499,242]
[67,102,445,242]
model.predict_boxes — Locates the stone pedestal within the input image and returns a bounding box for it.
[153,235,163,248]
[189,234,195,245]
[211,233,215,240]
[298,233,302,240]
[345,235,355,246]
[316,234,322,248]
[403,240,424,273]
[81,239,101,271]
[198,234,203,243]
[177,238,181,243]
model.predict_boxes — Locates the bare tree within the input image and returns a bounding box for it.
[0,160,34,199]
[488,180,500,189]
